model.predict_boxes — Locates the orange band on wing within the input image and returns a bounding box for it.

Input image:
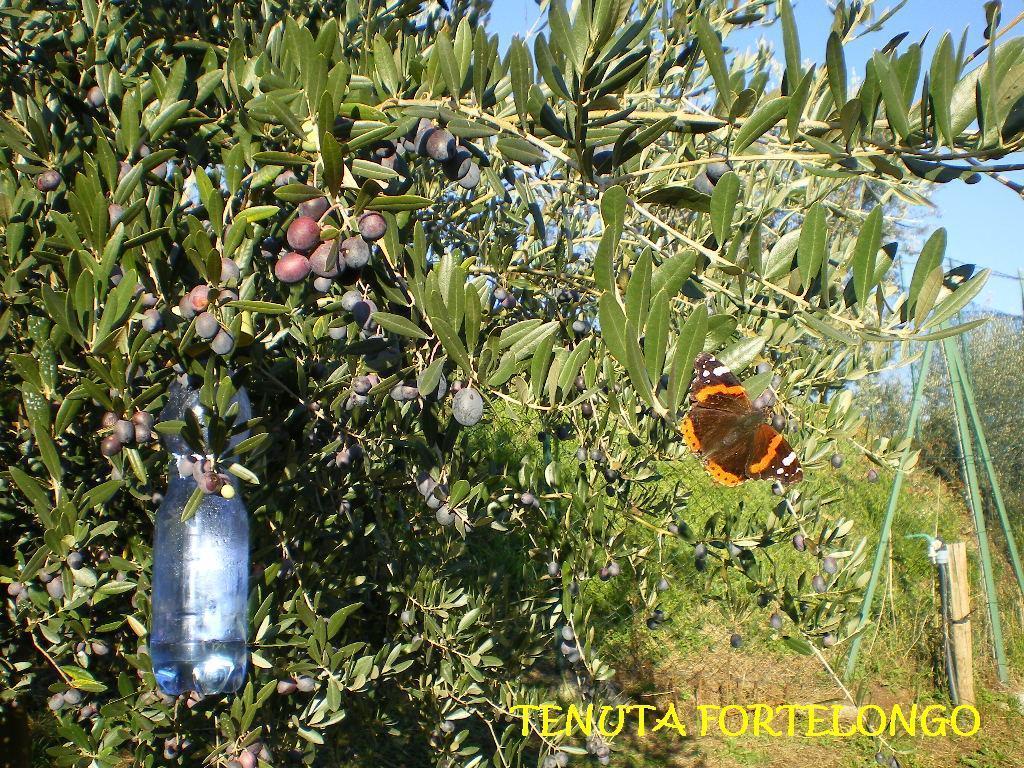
[681,415,702,453]
[693,384,747,403]
[706,459,744,486]
[748,432,785,474]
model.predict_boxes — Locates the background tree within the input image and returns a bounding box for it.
[1,0,1020,765]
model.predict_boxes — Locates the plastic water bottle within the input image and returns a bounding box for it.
[149,378,251,695]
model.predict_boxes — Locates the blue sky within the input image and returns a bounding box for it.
[488,0,1024,316]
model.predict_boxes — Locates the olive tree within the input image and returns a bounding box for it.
[0,0,1017,765]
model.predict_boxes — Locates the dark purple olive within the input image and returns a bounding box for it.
[457,163,481,190]
[100,435,122,457]
[219,258,240,283]
[113,419,134,444]
[422,129,455,161]
[36,169,62,192]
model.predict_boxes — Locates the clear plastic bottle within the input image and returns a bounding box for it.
[149,378,251,695]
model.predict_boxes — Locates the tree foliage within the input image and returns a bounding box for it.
[0,0,1018,765]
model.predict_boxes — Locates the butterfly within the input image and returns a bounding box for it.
[680,352,803,486]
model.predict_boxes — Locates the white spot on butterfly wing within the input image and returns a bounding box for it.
[712,366,729,376]
[782,452,797,466]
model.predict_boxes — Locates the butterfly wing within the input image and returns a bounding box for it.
[744,423,803,484]
[689,352,752,413]
[683,353,803,486]
[683,353,757,486]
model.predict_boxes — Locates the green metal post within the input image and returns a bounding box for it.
[844,342,934,680]
[952,352,1024,597]
[944,339,1010,684]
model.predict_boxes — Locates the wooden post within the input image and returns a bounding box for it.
[947,542,975,706]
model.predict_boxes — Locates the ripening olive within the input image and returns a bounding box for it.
[195,312,220,340]
[210,328,235,356]
[275,252,312,283]
[341,236,370,270]
[358,212,387,242]
[286,216,321,252]
[297,196,331,220]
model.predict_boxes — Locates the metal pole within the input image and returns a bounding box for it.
[944,339,1010,684]
[844,342,934,679]
[953,353,1024,597]
[1018,269,1024,317]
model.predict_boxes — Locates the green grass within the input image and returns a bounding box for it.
[587,451,1024,767]
[483,405,1023,766]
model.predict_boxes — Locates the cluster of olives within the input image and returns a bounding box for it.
[272,196,387,292]
[790,534,838,595]
[575,442,606,466]
[224,743,273,768]
[541,751,571,768]
[336,288,381,342]
[75,637,110,659]
[646,608,667,631]
[177,266,240,355]
[161,735,195,761]
[275,675,317,695]
[492,285,518,311]
[346,371,380,409]
[403,118,484,190]
[598,559,621,581]
[415,471,453,525]
[46,688,90,716]
[665,518,690,538]
[557,624,582,664]
[98,409,154,457]
[2,553,85,604]
[586,732,612,765]
[176,455,235,499]
[333,442,363,469]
